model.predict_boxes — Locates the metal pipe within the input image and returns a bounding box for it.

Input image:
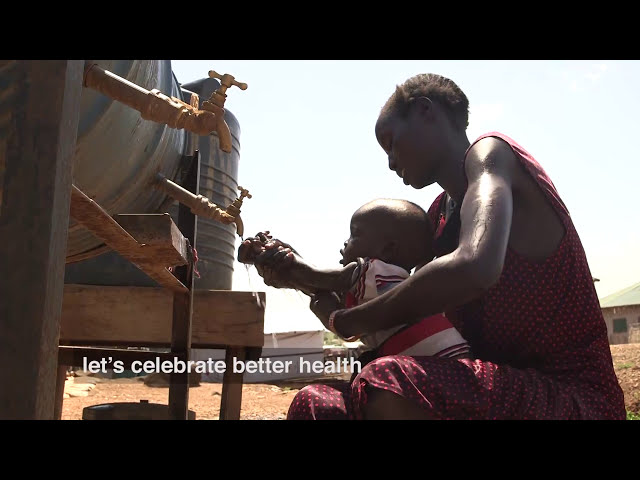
[83,64,231,149]
[153,173,246,236]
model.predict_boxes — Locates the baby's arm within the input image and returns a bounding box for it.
[291,259,363,294]
[238,232,362,295]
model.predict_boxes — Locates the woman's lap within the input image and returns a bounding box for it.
[287,355,595,420]
[286,382,353,420]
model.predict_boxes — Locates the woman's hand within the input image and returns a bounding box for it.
[310,293,361,341]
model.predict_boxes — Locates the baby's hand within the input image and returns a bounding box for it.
[254,240,297,271]
[237,231,272,264]
[238,232,309,290]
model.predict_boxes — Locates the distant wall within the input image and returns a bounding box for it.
[192,330,325,383]
[602,304,640,344]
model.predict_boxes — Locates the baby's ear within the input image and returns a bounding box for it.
[381,240,398,262]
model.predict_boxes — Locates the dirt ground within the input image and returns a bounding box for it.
[62,379,300,420]
[611,344,640,414]
[61,344,640,420]
[61,373,351,420]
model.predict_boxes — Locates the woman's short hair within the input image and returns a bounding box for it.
[382,73,470,132]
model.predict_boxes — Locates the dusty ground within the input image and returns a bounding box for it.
[611,344,640,414]
[62,344,640,420]
[62,379,300,420]
[62,373,351,420]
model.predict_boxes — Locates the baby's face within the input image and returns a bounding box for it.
[339,212,387,265]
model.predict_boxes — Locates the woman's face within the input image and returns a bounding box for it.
[375,104,441,189]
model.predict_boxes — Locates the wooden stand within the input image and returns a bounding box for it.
[0,61,84,419]
[56,155,198,420]
[55,156,265,420]
[0,61,264,420]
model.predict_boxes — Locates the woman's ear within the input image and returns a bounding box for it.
[409,96,434,120]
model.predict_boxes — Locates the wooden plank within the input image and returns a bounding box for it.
[58,347,186,368]
[169,154,198,421]
[219,347,246,420]
[59,285,265,348]
[54,364,69,420]
[69,186,188,293]
[0,60,84,419]
[114,213,188,267]
[141,266,188,293]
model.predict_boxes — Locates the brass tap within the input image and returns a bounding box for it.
[224,187,252,237]
[154,175,251,237]
[225,186,252,217]
[199,70,248,153]
[206,70,248,108]
[82,64,247,154]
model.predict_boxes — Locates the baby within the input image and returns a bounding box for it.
[238,198,471,362]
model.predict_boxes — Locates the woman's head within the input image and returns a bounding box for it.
[375,74,469,189]
[340,198,435,272]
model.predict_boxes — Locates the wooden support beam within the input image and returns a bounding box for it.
[0,60,84,419]
[59,285,265,348]
[69,186,188,293]
[54,364,69,420]
[168,149,198,421]
[219,347,246,420]
[58,347,186,368]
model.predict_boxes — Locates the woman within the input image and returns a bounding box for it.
[250,73,626,420]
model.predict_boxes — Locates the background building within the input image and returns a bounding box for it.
[600,282,640,344]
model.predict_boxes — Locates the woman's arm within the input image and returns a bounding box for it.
[333,138,518,338]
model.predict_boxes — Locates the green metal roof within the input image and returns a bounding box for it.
[599,281,640,308]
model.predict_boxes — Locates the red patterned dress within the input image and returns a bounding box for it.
[286,132,626,420]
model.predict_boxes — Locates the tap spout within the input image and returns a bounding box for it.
[154,174,250,237]
[154,173,235,223]
[215,115,232,153]
[83,63,233,152]
[234,213,244,238]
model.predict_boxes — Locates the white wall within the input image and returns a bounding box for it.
[192,330,325,383]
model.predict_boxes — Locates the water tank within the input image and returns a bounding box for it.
[177,77,241,290]
[67,60,189,262]
[64,67,241,291]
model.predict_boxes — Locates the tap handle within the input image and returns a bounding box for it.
[237,186,252,201]
[208,70,248,91]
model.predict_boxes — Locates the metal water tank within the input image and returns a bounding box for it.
[178,77,241,290]
[67,60,188,262]
[64,68,241,291]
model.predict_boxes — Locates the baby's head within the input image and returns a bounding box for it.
[340,198,435,272]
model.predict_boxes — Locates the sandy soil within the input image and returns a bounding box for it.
[611,344,640,414]
[61,344,640,419]
[62,379,300,420]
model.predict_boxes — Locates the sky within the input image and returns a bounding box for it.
[170,60,640,333]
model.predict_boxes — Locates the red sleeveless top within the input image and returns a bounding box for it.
[427,132,625,418]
